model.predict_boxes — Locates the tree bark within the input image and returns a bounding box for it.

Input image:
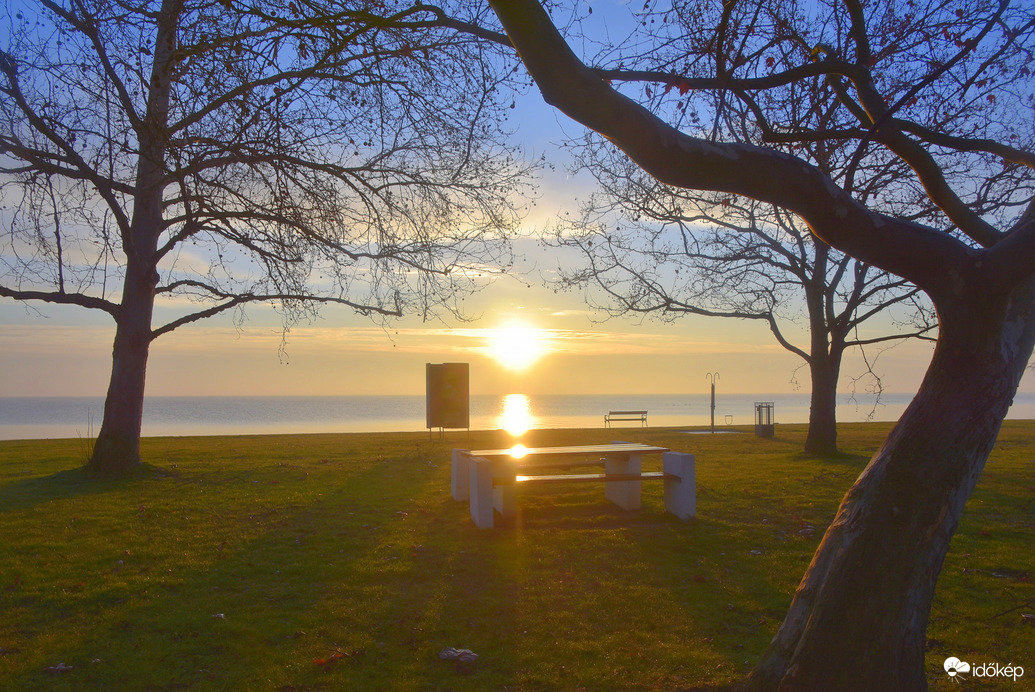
[86,0,178,474]
[803,253,841,457]
[88,262,156,473]
[89,190,162,474]
[739,278,1035,691]
[804,353,840,457]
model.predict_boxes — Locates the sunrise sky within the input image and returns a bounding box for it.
[1,1,1028,402]
[0,209,948,401]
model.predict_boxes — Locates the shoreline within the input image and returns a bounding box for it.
[7,418,1035,446]
[5,391,1035,441]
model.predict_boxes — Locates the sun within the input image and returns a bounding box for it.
[486,322,550,372]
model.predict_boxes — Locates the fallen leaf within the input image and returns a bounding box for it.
[439,647,478,663]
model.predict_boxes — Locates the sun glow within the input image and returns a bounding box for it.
[499,393,534,437]
[507,444,529,459]
[486,322,550,372]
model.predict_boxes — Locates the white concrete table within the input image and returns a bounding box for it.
[451,443,696,529]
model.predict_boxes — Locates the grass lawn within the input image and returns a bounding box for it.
[1,422,1032,690]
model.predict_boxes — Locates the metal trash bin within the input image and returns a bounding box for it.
[754,402,774,438]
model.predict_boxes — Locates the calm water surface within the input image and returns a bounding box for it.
[3,392,1035,440]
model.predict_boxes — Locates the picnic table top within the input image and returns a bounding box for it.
[464,442,669,459]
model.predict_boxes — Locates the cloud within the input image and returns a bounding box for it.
[256,324,790,358]
[0,320,788,367]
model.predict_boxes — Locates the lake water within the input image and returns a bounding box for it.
[3,392,1035,440]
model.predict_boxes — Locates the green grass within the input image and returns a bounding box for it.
[0,423,1032,690]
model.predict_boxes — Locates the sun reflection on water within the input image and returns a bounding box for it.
[499,393,534,437]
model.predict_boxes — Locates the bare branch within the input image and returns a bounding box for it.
[0,283,119,317]
[150,281,402,339]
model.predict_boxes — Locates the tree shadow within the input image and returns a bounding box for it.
[793,450,871,468]
[0,463,174,513]
[481,484,798,688]
[1,444,797,690]
[0,455,450,690]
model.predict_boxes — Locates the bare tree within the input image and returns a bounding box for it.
[552,148,936,455]
[0,0,531,473]
[486,0,1035,689]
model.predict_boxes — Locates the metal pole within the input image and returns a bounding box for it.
[706,372,719,433]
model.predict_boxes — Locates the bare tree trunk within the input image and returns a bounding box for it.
[739,279,1035,691]
[88,261,157,474]
[804,353,840,457]
[88,169,162,475]
[803,259,841,457]
[86,0,176,474]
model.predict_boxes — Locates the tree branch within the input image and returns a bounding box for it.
[150,281,403,340]
[487,0,974,301]
[0,284,120,317]
[838,0,1008,247]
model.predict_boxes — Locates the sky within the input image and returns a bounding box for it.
[0,92,947,399]
[0,1,1027,402]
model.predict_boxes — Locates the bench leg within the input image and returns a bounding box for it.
[663,452,696,520]
[451,449,470,501]
[469,457,495,529]
[494,484,517,519]
[605,453,642,510]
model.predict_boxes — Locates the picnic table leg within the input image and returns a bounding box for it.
[604,452,642,510]
[451,449,470,501]
[663,452,696,520]
[469,456,495,529]
[494,483,517,520]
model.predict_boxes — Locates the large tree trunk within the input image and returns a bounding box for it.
[88,260,157,474]
[804,350,841,457]
[87,0,177,474]
[88,172,162,476]
[802,248,840,457]
[739,279,1035,691]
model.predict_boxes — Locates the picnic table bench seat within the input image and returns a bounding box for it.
[451,443,695,529]
[500,470,672,485]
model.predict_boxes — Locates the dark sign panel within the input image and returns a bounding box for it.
[426,363,470,430]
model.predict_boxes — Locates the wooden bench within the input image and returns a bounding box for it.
[604,410,648,427]
[451,443,696,529]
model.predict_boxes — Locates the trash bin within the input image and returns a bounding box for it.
[754,402,774,438]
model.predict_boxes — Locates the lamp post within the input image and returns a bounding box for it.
[706,372,719,433]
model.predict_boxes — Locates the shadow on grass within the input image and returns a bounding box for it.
[1,436,810,691]
[0,463,172,513]
[483,485,798,688]
[791,450,872,468]
[1,452,489,691]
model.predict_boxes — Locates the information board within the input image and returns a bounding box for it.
[426,363,470,431]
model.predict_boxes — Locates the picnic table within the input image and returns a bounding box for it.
[451,443,696,529]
